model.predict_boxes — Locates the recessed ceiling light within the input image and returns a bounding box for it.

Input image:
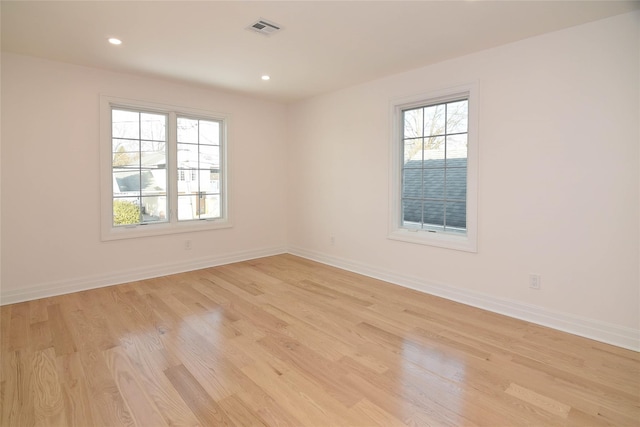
[108,38,122,45]
[261,75,270,81]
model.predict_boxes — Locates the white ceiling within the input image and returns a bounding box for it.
[2,1,638,103]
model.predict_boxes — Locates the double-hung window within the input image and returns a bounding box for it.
[100,96,230,240]
[389,84,478,252]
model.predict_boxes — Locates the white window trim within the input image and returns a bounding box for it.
[100,95,232,241]
[388,82,478,252]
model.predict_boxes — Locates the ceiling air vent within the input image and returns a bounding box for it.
[246,19,282,36]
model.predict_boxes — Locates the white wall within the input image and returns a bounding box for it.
[1,53,288,302]
[287,12,640,349]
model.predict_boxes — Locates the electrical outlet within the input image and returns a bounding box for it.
[330,236,335,246]
[529,274,541,290]
[185,240,192,250]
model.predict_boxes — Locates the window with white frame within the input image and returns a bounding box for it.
[176,116,223,221]
[389,84,478,252]
[100,96,230,240]
[111,109,168,226]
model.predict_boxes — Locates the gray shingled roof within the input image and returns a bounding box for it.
[114,169,164,194]
[402,158,467,229]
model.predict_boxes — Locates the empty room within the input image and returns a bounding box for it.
[1,1,639,426]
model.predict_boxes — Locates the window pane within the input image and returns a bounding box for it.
[140,140,166,152]
[403,109,423,138]
[113,198,140,226]
[112,138,138,154]
[447,100,468,134]
[200,173,220,193]
[423,200,445,227]
[446,134,467,163]
[140,169,166,196]
[113,170,140,193]
[177,143,198,169]
[141,142,166,169]
[140,113,166,141]
[402,169,422,198]
[445,167,466,201]
[177,170,198,194]
[199,145,220,169]
[199,120,220,145]
[177,118,198,143]
[446,201,467,230]
[402,199,422,227]
[140,196,167,223]
[177,194,221,221]
[112,141,139,168]
[198,194,221,219]
[423,168,445,199]
[178,195,197,220]
[188,172,200,193]
[403,138,422,165]
[423,136,445,162]
[112,110,139,139]
[423,104,445,137]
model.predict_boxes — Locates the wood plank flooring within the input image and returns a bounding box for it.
[1,254,638,426]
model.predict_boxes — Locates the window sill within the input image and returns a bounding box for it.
[101,219,232,241]
[388,228,477,253]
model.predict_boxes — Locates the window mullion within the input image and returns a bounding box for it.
[168,112,178,223]
[197,119,202,220]
[443,103,448,231]
[421,107,426,228]
[138,113,143,224]
[219,122,225,221]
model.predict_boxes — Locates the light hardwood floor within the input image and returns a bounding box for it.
[1,254,638,426]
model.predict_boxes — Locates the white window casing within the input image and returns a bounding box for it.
[388,83,478,252]
[100,95,232,241]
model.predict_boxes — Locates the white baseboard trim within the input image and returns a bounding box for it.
[288,246,640,352]
[3,245,637,351]
[0,246,287,306]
